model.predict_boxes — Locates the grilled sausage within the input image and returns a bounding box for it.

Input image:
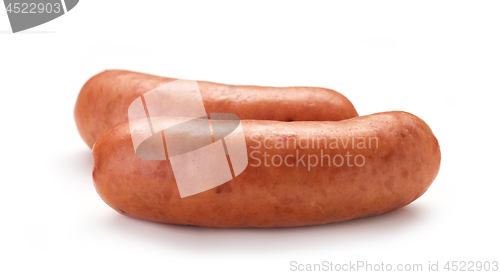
[74,70,358,147]
[91,111,440,227]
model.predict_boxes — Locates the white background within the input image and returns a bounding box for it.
[1,1,499,274]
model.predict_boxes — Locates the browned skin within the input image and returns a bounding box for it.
[92,111,440,228]
[74,70,359,148]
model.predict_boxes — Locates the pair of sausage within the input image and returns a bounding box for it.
[75,70,441,228]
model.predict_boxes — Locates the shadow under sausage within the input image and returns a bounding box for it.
[102,204,425,254]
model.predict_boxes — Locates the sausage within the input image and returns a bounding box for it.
[74,70,358,148]
[92,111,441,227]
